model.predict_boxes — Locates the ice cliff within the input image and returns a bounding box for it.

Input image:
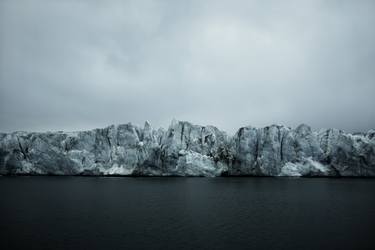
[0,120,374,177]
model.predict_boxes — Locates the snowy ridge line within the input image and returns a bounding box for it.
[0,120,374,177]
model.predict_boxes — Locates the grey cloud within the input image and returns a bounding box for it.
[0,0,374,134]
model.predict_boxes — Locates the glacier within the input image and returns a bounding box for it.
[0,120,374,177]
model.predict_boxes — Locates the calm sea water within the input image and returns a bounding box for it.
[0,177,374,250]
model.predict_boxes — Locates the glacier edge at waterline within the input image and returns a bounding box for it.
[1,120,374,177]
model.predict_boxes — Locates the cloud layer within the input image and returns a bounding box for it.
[1,0,374,134]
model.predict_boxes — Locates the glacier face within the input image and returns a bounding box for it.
[0,120,374,177]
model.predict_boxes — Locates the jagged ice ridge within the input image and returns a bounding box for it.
[1,120,374,177]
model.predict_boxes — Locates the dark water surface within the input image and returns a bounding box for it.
[0,177,374,250]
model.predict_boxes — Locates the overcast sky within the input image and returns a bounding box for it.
[0,0,374,134]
